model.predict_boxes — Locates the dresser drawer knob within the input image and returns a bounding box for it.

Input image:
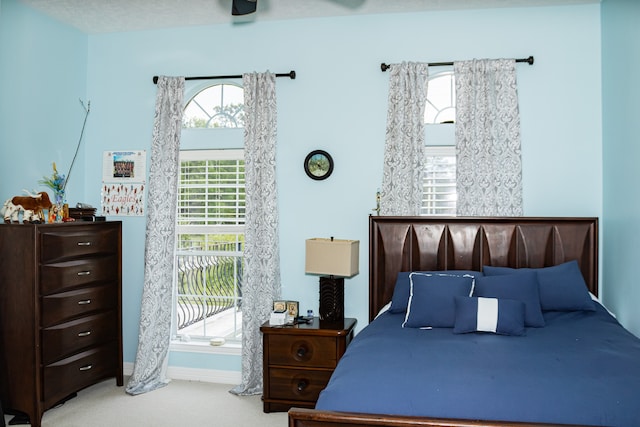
[297,380,308,392]
[79,364,93,371]
[78,331,92,337]
[77,271,92,276]
[78,299,92,305]
[77,242,92,246]
[296,347,307,358]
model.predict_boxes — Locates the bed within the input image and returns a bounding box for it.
[288,216,640,427]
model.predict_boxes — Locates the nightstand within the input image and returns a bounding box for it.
[261,317,357,413]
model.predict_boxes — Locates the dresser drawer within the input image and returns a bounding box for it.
[40,255,118,294]
[40,226,119,263]
[43,344,118,409]
[268,335,337,368]
[42,311,117,364]
[268,367,332,402]
[41,284,117,326]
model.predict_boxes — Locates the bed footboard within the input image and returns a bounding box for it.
[288,408,581,427]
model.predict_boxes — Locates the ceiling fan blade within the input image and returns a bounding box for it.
[232,0,257,16]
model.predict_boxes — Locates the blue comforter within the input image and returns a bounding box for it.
[315,304,640,426]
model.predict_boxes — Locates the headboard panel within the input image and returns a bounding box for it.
[369,216,598,321]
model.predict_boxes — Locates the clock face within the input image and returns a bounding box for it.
[304,150,333,180]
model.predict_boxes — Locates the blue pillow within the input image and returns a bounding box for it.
[473,272,545,327]
[483,260,594,312]
[389,270,482,314]
[402,273,474,328]
[453,296,526,336]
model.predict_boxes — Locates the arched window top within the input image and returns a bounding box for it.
[425,71,455,125]
[183,83,244,128]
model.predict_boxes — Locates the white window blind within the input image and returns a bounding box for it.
[422,146,456,216]
[178,149,245,228]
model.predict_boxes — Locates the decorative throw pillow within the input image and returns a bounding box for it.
[453,296,526,336]
[483,260,594,312]
[389,270,482,314]
[402,273,475,328]
[473,272,545,327]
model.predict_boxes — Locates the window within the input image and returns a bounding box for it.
[174,149,245,342]
[422,146,456,216]
[425,71,455,124]
[183,83,245,128]
[173,82,245,344]
[423,71,457,215]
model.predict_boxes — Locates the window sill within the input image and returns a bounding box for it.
[170,340,241,356]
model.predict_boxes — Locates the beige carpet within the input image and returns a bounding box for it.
[4,377,288,427]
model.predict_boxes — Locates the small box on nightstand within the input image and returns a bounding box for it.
[269,311,287,325]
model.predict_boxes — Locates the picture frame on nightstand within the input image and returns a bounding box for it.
[286,301,299,318]
[273,300,287,312]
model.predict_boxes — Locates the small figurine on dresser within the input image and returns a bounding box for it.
[1,191,52,224]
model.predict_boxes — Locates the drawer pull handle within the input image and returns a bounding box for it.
[78,331,92,337]
[77,242,92,246]
[297,380,308,392]
[79,364,93,371]
[296,347,307,358]
[77,271,92,276]
[78,299,92,305]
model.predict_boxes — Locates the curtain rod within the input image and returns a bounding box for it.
[380,56,534,72]
[152,70,296,84]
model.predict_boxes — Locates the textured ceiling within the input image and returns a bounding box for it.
[19,0,599,34]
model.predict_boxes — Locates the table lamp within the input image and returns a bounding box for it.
[305,237,359,322]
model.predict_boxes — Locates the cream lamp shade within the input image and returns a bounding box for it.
[305,238,359,323]
[305,238,359,277]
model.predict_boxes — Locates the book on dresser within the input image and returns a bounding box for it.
[0,221,123,427]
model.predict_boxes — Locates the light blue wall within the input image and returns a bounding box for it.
[0,0,87,198]
[601,0,640,336]
[2,2,608,373]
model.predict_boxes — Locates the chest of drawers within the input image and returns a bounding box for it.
[261,318,356,413]
[0,222,123,427]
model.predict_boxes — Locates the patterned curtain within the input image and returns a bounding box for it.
[380,62,428,216]
[230,72,281,396]
[454,59,523,216]
[126,76,184,395]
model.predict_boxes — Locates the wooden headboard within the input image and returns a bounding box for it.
[369,216,598,321]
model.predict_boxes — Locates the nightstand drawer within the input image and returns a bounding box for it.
[269,368,333,402]
[268,335,337,368]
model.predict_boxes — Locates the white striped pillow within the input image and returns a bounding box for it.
[453,296,526,336]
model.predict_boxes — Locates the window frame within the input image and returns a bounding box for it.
[171,80,246,354]
[173,148,246,346]
[422,69,457,216]
[182,83,245,129]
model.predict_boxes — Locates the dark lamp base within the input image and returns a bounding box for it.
[319,276,344,322]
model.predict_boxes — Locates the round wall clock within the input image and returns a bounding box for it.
[304,150,334,180]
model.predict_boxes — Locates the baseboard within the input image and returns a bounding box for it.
[122,362,241,385]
